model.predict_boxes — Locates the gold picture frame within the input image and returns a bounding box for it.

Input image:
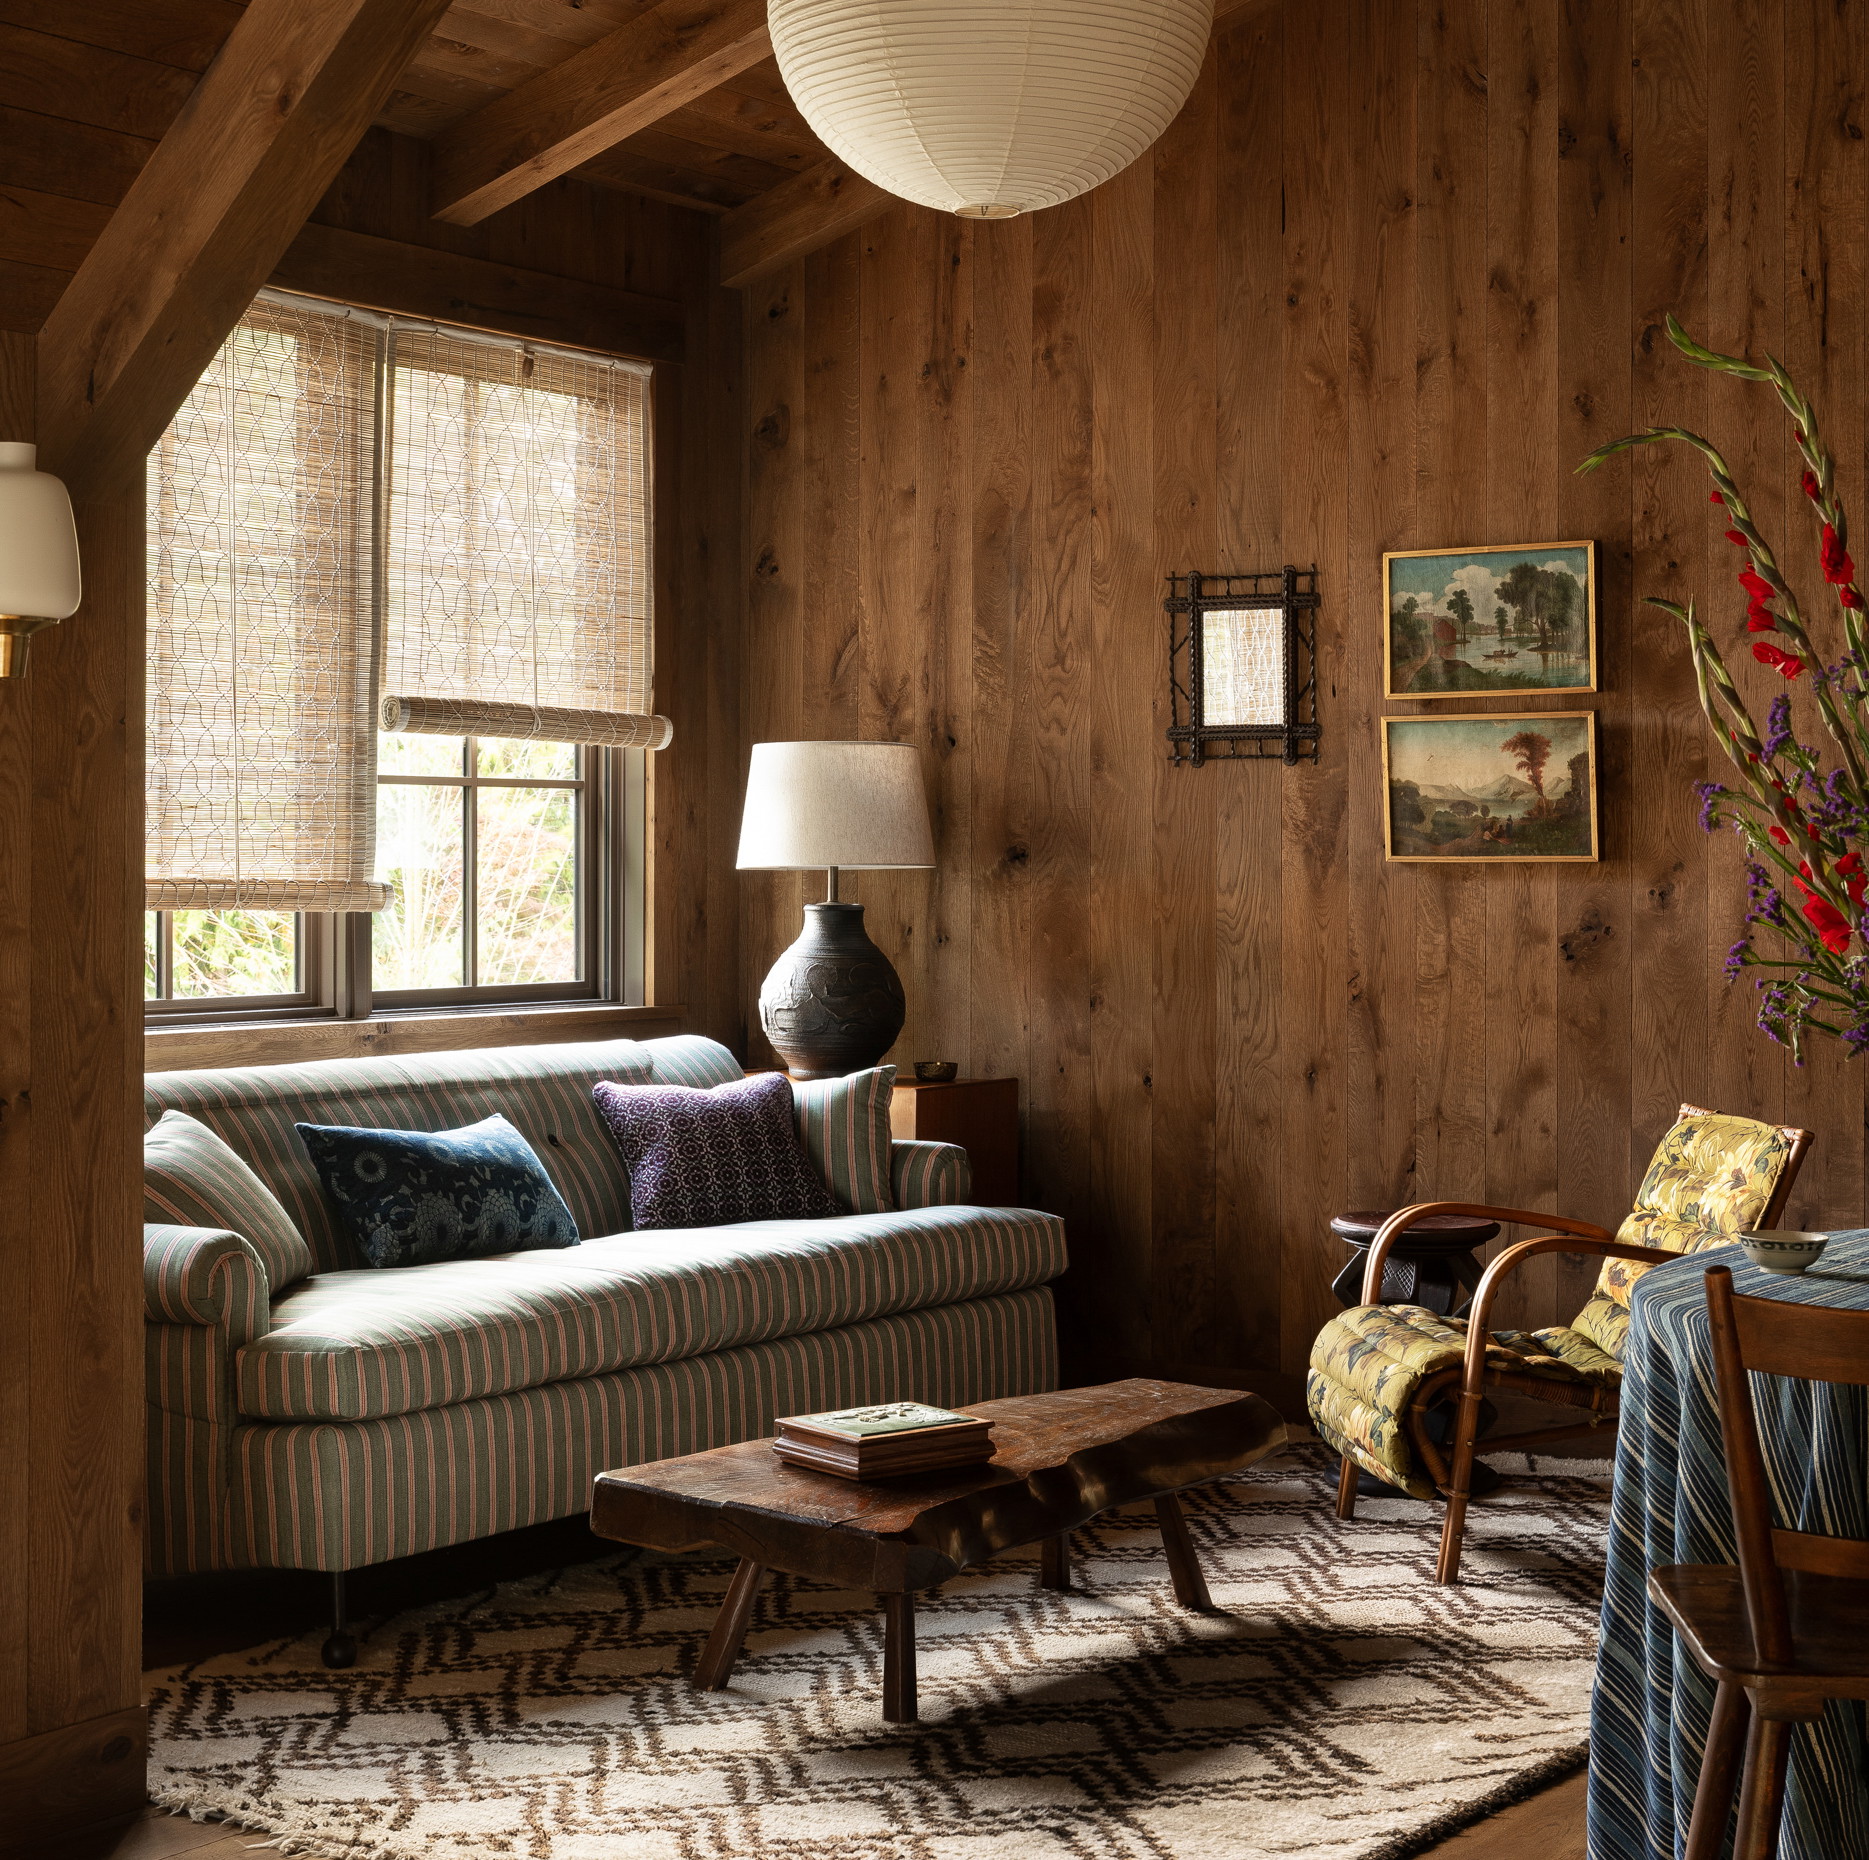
[1383,541,1597,700]
[1383,711,1599,862]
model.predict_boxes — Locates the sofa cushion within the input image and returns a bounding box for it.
[144,1035,742,1273]
[297,1114,580,1268]
[792,1066,896,1214]
[145,1110,316,1295]
[233,1203,1069,1421]
[593,1073,839,1229]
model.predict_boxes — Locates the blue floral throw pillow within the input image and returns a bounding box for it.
[591,1071,840,1230]
[296,1114,580,1269]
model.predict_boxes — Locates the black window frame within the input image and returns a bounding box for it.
[143,742,647,1025]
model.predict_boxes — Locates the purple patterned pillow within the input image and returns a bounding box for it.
[591,1072,840,1230]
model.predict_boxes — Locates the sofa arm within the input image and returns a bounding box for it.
[891,1140,973,1209]
[144,1224,271,1343]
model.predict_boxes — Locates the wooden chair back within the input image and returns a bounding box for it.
[1704,1264,1869,1669]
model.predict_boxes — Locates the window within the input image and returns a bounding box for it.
[145,293,660,1023]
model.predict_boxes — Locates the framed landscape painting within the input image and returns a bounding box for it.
[1384,541,1597,698]
[1384,712,1598,862]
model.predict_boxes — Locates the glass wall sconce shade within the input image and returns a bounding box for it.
[0,442,81,677]
[1165,566,1320,766]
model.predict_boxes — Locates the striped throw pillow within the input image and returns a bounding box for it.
[144,1109,316,1296]
[791,1066,898,1214]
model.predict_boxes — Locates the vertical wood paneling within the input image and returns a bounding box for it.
[1412,0,1492,1211]
[732,0,1869,1390]
[1344,0,1419,1232]
[1484,0,1562,1326]
[1554,0,1635,1319]
[1213,10,1288,1374]
[1278,0,1353,1371]
[1630,0,1712,1162]
[1781,0,1866,1226]
[1703,0,1785,1148]
[1150,53,1221,1371]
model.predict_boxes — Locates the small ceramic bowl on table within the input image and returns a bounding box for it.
[1736,1229,1829,1275]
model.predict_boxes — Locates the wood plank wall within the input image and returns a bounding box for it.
[732,0,1869,1388]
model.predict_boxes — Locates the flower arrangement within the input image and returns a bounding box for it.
[1577,316,1869,1058]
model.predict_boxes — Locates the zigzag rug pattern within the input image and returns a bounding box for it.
[149,1446,1608,1860]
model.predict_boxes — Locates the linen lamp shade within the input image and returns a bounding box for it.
[737,740,934,1080]
[737,740,935,873]
[767,0,1214,220]
[0,442,80,677]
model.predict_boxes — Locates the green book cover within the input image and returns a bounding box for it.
[784,1402,981,1440]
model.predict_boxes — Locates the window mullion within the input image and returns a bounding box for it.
[462,738,478,988]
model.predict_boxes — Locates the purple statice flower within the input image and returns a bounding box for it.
[1723,937,1750,981]
[1763,693,1794,758]
[1845,1014,1869,1056]
[1695,781,1725,832]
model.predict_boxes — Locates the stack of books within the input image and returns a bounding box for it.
[773,1401,996,1480]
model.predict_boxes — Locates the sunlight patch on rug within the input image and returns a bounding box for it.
[148,1446,1608,1860]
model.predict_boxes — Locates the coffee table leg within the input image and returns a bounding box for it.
[1039,1532,1072,1590]
[1154,1493,1214,1610]
[695,1557,767,1690]
[882,1590,918,1723]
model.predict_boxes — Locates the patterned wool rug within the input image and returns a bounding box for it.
[148,1447,1610,1860]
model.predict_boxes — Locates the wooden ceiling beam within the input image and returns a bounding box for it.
[430,0,771,226]
[718,158,891,290]
[35,0,454,498]
[271,222,687,364]
[717,0,1280,290]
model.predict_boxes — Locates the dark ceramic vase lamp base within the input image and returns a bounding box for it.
[759,872,906,1079]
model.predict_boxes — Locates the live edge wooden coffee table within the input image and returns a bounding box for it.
[590,1378,1287,1723]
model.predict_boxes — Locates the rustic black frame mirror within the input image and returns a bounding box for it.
[1165,565,1320,766]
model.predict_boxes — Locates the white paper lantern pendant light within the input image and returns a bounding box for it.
[769,0,1215,219]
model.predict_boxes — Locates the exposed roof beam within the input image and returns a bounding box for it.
[717,0,1281,290]
[431,0,771,227]
[36,0,453,497]
[272,223,687,365]
[718,158,891,290]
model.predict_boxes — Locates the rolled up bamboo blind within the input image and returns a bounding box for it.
[381,330,666,748]
[146,297,390,912]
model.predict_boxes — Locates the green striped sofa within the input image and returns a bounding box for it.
[144,1036,1066,1623]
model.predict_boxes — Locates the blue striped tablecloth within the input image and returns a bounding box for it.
[1587,1232,1869,1860]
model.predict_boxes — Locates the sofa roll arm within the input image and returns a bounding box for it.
[892,1140,973,1209]
[145,1223,272,1342]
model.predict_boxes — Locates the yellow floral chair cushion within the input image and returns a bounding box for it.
[1307,1108,1802,1499]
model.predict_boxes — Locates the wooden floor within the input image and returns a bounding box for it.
[60,1501,1591,1860]
[62,1769,1590,1859]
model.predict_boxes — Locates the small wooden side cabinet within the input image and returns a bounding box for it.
[890,1076,1020,1205]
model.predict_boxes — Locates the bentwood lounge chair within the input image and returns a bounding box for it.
[1306,1104,1813,1584]
[1652,1266,1869,1860]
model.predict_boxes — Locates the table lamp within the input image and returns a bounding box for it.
[736,740,935,1078]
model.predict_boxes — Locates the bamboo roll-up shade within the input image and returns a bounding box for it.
[147,299,389,912]
[381,330,666,747]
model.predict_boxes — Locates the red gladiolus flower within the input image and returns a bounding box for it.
[1753,641,1806,678]
[1771,825,1792,846]
[1740,567,1776,601]
[1844,586,1866,610]
[1801,892,1851,954]
[1839,851,1868,906]
[1725,528,1749,547]
[1711,491,1727,505]
[1802,469,1822,503]
[1747,601,1777,632]
[1822,523,1856,585]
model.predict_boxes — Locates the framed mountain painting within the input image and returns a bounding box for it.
[1384,541,1597,698]
[1383,712,1599,862]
